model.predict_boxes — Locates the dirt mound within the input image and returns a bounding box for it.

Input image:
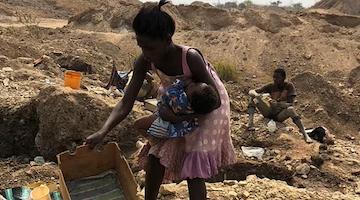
[68,3,140,32]
[147,175,360,199]
[312,0,360,16]
[68,3,240,32]
[243,8,301,33]
[35,86,144,159]
[309,10,360,28]
[349,66,360,96]
[292,72,360,137]
[0,0,141,19]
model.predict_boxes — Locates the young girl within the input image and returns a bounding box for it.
[86,1,236,199]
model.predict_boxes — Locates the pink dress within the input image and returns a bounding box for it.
[139,46,236,181]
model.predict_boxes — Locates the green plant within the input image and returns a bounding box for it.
[14,11,40,26]
[213,60,238,82]
[291,3,304,11]
[243,0,253,7]
[270,0,282,7]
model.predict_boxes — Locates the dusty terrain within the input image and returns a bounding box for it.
[0,0,360,199]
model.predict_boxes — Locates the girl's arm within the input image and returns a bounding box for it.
[186,49,221,109]
[86,55,148,147]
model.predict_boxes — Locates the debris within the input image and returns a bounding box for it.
[295,163,311,175]
[159,184,177,196]
[241,191,250,198]
[267,120,277,133]
[3,78,10,86]
[241,146,265,160]
[34,156,45,165]
[224,180,238,186]
[2,67,13,72]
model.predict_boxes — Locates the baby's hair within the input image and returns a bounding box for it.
[190,85,219,114]
[132,0,175,40]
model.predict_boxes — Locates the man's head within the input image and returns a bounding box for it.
[273,68,286,86]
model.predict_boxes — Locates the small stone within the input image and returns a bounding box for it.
[228,191,238,198]
[238,180,247,186]
[355,182,360,194]
[3,78,9,86]
[159,184,177,196]
[350,148,356,153]
[30,161,38,166]
[303,53,312,60]
[224,180,238,186]
[246,175,257,181]
[34,156,45,165]
[346,135,355,140]
[2,67,13,72]
[311,154,325,167]
[51,177,55,180]
[242,191,250,198]
[296,163,311,175]
[301,174,308,179]
[284,155,292,161]
[252,75,257,78]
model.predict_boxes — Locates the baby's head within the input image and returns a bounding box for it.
[186,83,219,114]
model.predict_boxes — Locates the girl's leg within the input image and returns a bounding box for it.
[187,178,207,200]
[145,155,165,200]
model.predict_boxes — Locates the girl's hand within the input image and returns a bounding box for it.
[85,130,107,149]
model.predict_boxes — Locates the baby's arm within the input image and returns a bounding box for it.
[158,104,200,123]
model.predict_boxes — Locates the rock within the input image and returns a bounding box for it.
[16,57,34,64]
[241,191,250,198]
[301,174,308,179]
[356,182,360,194]
[227,191,238,198]
[2,67,13,72]
[303,53,312,60]
[238,180,247,186]
[30,161,38,166]
[3,78,9,86]
[346,135,355,140]
[159,184,177,196]
[311,154,325,167]
[34,156,45,165]
[246,175,257,181]
[295,163,311,175]
[135,170,146,187]
[224,180,238,186]
[0,55,9,62]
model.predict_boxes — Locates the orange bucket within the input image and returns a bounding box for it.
[64,70,81,90]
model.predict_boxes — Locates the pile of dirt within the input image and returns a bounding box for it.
[312,0,360,16]
[292,72,360,137]
[67,3,140,32]
[144,175,360,200]
[0,0,141,19]
[35,86,145,159]
[68,2,241,32]
[243,8,301,33]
